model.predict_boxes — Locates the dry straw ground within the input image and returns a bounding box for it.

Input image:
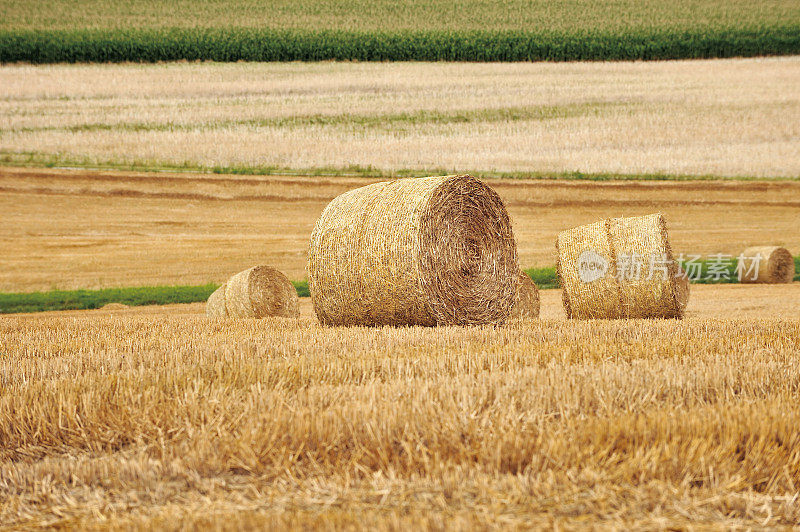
[1,167,799,292]
[2,305,800,528]
[1,58,799,178]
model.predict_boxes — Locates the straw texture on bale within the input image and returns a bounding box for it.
[224,266,299,318]
[740,246,794,284]
[205,283,228,318]
[308,175,519,327]
[556,213,684,319]
[509,272,540,319]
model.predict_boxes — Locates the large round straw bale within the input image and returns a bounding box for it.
[556,213,684,319]
[510,272,540,319]
[307,175,519,326]
[205,283,228,318]
[224,266,299,318]
[740,246,794,284]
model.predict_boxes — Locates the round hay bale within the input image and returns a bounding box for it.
[224,266,299,318]
[740,246,794,284]
[308,175,519,326]
[556,213,684,319]
[510,272,540,319]
[205,283,228,318]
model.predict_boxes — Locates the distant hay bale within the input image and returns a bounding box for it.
[556,213,684,319]
[205,283,228,318]
[740,246,794,284]
[510,272,540,319]
[100,302,128,310]
[224,266,299,318]
[308,175,519,326]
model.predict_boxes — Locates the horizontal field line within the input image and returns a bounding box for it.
[0,102,621,135]
[3,153,800,182]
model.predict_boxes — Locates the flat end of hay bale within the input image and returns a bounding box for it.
[417,175,519,326]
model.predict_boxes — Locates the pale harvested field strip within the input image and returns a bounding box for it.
[2,316,800,527]
[2,58,799,177]
[1,167,799,291]
[1,101,621,134]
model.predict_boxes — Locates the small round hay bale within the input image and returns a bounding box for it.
[224,266,299,318]
[205,283,228,318]
[556,213,684,319]
[101,302,128,310]
[308,175,519,326]
[510,272,540,319]
[740,246,794,284]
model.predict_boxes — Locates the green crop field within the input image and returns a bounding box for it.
[1,0,799,62]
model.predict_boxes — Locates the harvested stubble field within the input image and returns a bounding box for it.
[2,58,800,178]
[1,166,799,292]
[2,307,800,527]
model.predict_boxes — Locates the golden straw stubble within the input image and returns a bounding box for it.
[557,213,685,319]
[224,266,299,318]
[307,175,519,326]
[740,246,795,284]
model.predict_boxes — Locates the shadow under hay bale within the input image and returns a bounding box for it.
[556,213,686,319]
[510,272,540,319]
[224,266,299,318]
[308,175,519,327]
[205,283,228,318]
[740,246,795,284]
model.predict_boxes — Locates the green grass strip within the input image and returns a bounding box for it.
[0,284,219,314]
[0,281,310,314]
[2,27,800,63]
[3,152,799,182]
[2,259,795,314]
